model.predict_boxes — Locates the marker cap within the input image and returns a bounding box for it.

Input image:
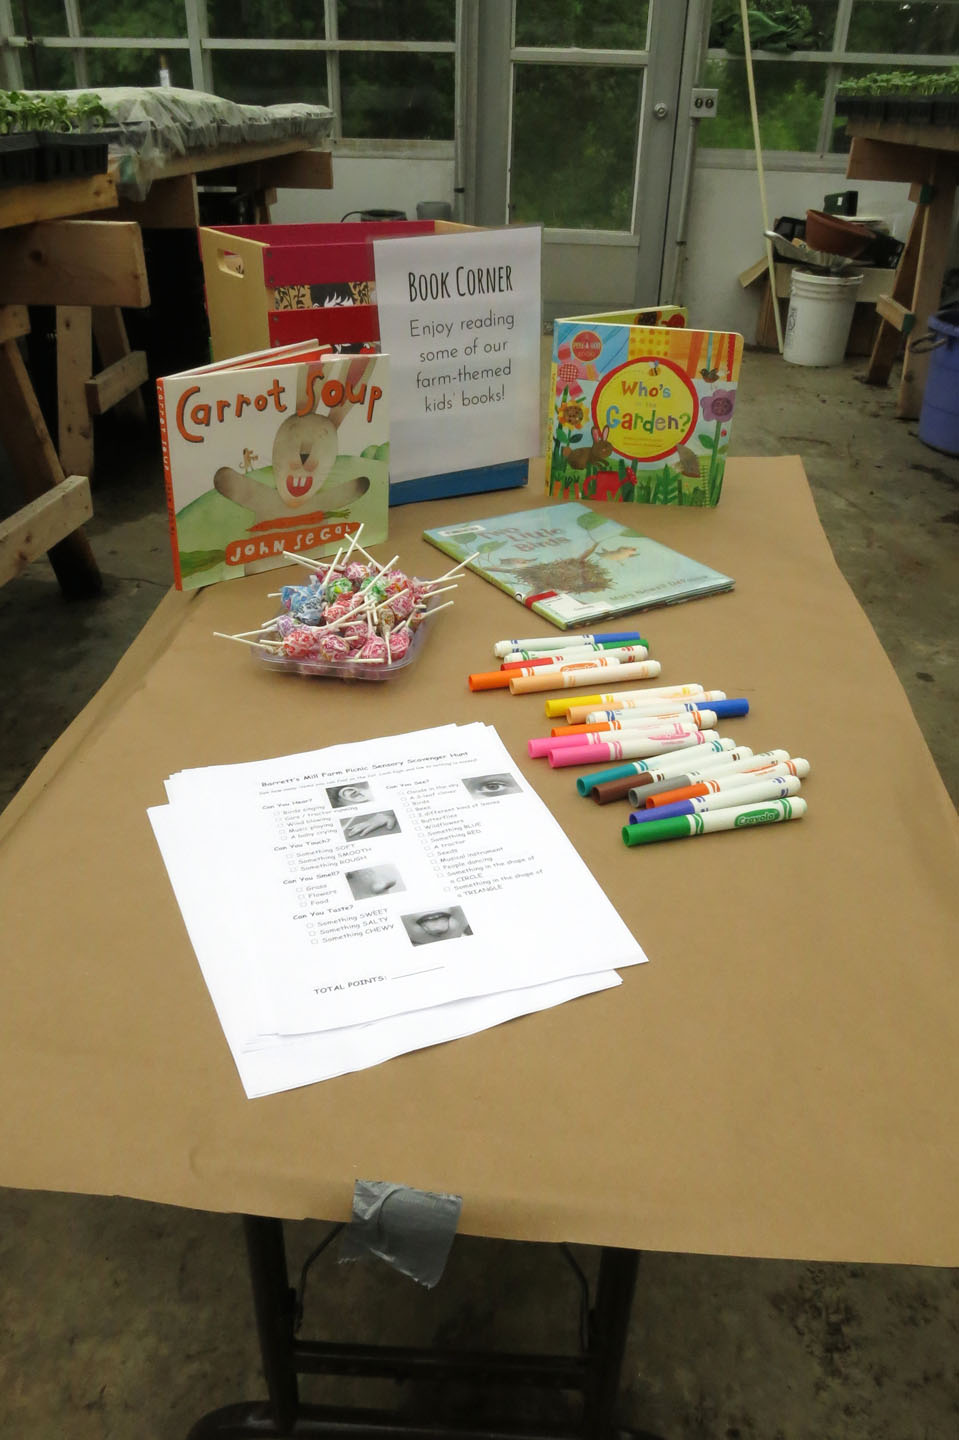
[623,817,692,846]
[589,777,640,804]
[468,669,512,691]
[575,764,641,796]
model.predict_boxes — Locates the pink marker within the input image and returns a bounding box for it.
[549,729,723,769]
[529,720,703,760]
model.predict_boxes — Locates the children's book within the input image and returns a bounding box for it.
[546,310,743,508]
[423,501,734,630]
[157,341,389,590]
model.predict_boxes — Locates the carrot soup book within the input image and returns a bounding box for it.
[157,341,389,590]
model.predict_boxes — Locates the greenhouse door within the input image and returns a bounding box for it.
[465,0,692,317]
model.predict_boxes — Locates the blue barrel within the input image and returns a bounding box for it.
[918,307,959,456]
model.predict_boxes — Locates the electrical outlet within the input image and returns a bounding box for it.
[690,88,719,118]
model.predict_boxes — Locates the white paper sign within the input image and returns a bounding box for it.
[372,226,542,484]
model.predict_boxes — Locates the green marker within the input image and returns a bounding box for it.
[622,797,807,846]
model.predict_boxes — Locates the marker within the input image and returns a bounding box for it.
[530,720,706,759]
[550,729,723,770]
[628,775,802,824]
[626,749,789,803]
[575,738,739,797]
[622,797,807,847]
[501,643,645,668]
[564,691,725,724]
[641,757,811,809]
[581,698,749,726]
[551,707,724,739]
[544,684,702,718]
[502,640,646,663]
[505,645,649,672]
[493,631,644,657]
[510,660,662,695]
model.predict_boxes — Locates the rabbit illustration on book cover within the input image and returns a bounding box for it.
[213,354,378,523]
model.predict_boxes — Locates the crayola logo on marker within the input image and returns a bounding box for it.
[593,356,698,464]
[734,804,786,826]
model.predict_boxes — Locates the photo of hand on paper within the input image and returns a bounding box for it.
[340,811,400,841]
[327,782,373,809]
[462,773,521,798]
[401,907,473,947]
[345,864,405,900]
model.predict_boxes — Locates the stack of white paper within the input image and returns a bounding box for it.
[149,723,647,1097]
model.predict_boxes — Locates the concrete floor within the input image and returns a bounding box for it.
[0,348,957,1438]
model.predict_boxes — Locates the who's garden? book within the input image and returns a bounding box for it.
[157,341,390,590]
[546,310,744,508]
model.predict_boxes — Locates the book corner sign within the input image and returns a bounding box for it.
[372,226,542,484]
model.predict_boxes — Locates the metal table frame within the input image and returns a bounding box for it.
[187,1217,659,1440]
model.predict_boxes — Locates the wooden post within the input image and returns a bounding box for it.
[56,305,94,478]
[0,334,101,597]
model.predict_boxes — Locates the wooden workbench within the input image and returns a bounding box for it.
[846,118,959,417]
[0,139,331,597]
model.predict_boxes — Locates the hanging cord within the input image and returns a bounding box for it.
[740,0,785,353]
[294,1223,346,1332]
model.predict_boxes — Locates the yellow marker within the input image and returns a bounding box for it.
[543,683,704,718]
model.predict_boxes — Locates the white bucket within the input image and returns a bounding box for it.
[783,269,863,367]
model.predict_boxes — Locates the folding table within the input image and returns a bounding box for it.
[1,458,956,1438]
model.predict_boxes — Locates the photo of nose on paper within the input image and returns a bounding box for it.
[345,865,405,901]
[401,907,473,947]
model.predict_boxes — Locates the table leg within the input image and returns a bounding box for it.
[186,1221,662,1440]
[0,332,101,598]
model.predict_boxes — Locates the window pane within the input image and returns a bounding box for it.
[336,0,454,42]
[709,1,838,50]
[848,1,959,54]
[510,64,640,229]
[212,52,328,108]
[339,52,453,139]
[699,59,829,149]
[22,46,77,89]
[515,0,649,49]
[84,47,192,87]
[19,0,68,32]
[207,1,322,41]
[77,0,188,38]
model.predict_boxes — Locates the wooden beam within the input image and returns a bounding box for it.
[898,160,959,418]
[0,475,92,589]
[0,305,29,343]
[0,172,117,229]
[0,220,150,308]
[204,149,333,194]
[845,119,959,155]
[85,349,149,416]
[0,336,101,596]
[875,295,916,334]
[847,136,936,184]
[57,306,94,478]
[101,174,200,228]
[92,308,146,421]
[156,136,313,180]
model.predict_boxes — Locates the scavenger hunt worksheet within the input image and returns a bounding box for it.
[151,724,646,1092]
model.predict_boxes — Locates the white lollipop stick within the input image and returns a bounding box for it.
[425,552,479,584]
[214,631,282,651]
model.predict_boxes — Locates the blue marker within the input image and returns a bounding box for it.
[588,698,749,724]
[628,775,802,824]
